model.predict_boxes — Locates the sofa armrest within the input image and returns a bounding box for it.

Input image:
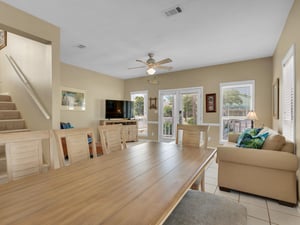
[217,146,298,171]
[228,133,240,143]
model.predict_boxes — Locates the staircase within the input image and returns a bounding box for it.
[0,94,29,183]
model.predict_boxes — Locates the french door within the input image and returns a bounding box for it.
[158,87,203,142]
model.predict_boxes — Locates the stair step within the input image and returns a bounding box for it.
[0,110,21,120]
[0,128,30,133]
[0,119,26,131]
[0,95,12,102]
[0,102,16,110]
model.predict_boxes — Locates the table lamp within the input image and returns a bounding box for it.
[247,111,258,128]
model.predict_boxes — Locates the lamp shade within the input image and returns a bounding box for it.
[246,111,258,120]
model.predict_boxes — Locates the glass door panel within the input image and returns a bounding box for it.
[160,92,176,141]
[180,92,199,125]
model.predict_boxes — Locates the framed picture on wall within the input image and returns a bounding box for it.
[0,30,7,50]
[149,97,157,109]
[61,87,86,111]
[206,93,216,113]
[272,78,279,119]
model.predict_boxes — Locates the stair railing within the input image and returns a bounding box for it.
[5,55,51,120]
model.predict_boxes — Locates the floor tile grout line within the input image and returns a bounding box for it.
[247,215,271,224]
[265,200,272,225]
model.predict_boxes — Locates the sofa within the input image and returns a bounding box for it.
[217,127,299,206]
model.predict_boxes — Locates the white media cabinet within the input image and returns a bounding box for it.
[99,119,138,142]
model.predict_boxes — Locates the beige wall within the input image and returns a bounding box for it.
[0,2,61,130]
[272,0,300,197]
[125,57,273,146]
[60,63,125,139]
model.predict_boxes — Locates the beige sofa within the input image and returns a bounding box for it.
[217,127,298,206]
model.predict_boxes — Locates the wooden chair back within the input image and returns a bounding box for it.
[98,124,125,154]
[54,128,96,167]
[176,124,210,191]
[176,124,209,149]
[0,130,50,181]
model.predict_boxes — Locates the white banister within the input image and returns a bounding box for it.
[5,55,51,120]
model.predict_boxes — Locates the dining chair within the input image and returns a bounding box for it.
[176,124,209,191]
[0,130,51,181]
[54,127,97,167]
[98,124,126,154]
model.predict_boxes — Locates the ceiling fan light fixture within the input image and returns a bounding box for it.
[147,68,156,75]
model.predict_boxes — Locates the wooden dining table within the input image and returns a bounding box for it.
[0,142,216,225]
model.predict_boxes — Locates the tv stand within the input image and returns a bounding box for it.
[99,119,138,142]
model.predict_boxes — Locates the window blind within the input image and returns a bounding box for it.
[282,53,295,142]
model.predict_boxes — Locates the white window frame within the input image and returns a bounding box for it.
[281,45,296,143]
[130,90,148,136]
[219,80,255,143]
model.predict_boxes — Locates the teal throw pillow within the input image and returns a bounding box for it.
[236,127,262,146]
[239,132,269,149]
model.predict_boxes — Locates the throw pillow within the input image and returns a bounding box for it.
[236,127,262,146]
[262,134,286,151]
[239,132,269,149]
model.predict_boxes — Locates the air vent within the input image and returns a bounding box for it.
[76,44,86,49]
[164,6,183,17]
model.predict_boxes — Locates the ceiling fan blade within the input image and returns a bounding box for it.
[128,65,146,70]
[136,59,148,65]
[156,65,173,70]
[156,58,172,65]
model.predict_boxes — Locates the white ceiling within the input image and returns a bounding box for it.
[3,0,294,79]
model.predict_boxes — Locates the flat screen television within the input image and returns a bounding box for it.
[105,99,134,119]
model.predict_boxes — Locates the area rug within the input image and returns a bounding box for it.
[164,190,247,225]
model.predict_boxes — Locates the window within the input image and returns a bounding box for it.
[131,91,148,136]
[282,45,295,142]
[220,80,255,143]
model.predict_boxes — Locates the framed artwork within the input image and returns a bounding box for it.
[206,93,216,113]
[272,78,279,119]
[61,87,86,111]
[0,30,7,50]
[149,97,157,109]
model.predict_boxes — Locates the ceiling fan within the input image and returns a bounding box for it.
[129,53,172,75]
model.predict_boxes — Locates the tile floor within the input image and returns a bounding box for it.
[204,157,300,225]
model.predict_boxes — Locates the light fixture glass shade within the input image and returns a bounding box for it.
[246,111,258,120]
[147,68,156,75]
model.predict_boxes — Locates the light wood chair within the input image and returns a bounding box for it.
[0,130,50,181]
[176,124,209,191]
[98,124,126,154]
[54,128,97,167]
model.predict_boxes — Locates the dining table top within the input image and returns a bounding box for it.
[0,142,216,225]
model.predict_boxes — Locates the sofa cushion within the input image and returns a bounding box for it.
[238,132,269,149]
[262,133,286,151]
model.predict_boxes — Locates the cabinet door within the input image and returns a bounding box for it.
[127,125,137,141]
[122,126,129,142]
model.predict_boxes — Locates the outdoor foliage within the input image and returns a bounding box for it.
[183,95,197,124]
[223,89,243,106]
[134,96,144,116]
[164,105,173,117]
